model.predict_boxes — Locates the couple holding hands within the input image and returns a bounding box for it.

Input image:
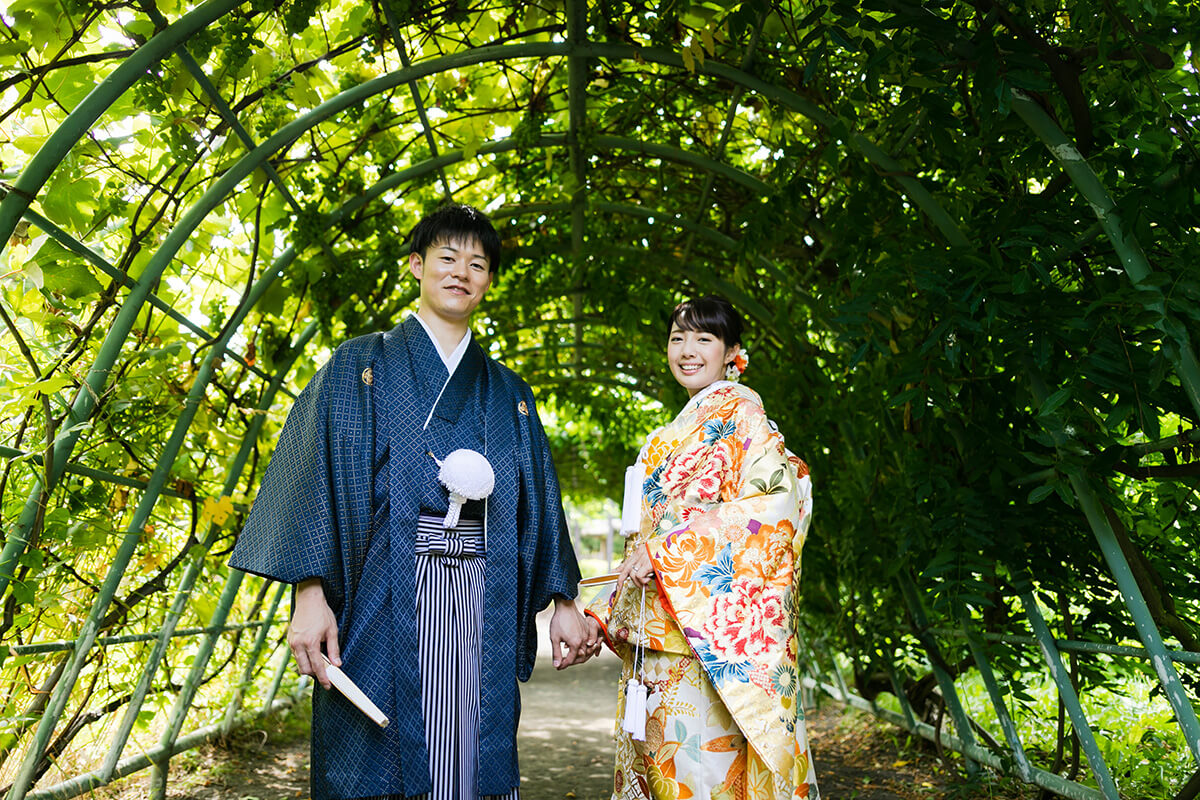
[231,204,818,800]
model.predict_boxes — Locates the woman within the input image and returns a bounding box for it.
[586,295,819,800]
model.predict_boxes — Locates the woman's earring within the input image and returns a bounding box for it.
[725,362,740,382]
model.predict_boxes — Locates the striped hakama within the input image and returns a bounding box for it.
[410,514,519,800]
[233,318,581,799]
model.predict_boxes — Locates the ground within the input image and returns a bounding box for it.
[100,612,1035,800]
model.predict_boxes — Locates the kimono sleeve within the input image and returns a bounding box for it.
[521,384,582,608]
[646,397,810,774]
[510,379,582,680]
[229,346,370,614]
[656,398,806,568]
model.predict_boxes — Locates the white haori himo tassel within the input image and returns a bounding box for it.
[434,449,495,528]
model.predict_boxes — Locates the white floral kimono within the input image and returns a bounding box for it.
[588,382,819,800]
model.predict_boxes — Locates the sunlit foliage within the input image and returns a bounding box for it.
[1,0,1198,797]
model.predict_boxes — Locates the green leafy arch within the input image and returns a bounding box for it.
[2,1,1199,798]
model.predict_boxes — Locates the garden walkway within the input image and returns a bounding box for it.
[109,611,1029,800]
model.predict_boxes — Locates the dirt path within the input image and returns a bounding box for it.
[102,611,1031,800]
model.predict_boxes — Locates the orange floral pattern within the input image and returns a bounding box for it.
[657,529,717,581]
[587,383,818,799]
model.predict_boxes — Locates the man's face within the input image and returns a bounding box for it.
[408,237,493,323]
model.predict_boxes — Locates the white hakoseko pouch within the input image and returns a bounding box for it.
[621,462,645,535]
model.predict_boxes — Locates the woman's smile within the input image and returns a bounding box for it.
[668,325,739,396]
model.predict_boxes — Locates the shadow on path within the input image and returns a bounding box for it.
[103,608,1030,800]
[515,648,620,799]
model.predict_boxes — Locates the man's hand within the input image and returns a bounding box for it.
[616,542,655,589]
[549,597,595,669]
[289,578,340,689]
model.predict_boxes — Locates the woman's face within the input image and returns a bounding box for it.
[667,323,740,397]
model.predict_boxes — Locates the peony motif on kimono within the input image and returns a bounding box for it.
[703,577,787,661]
[656,530,716,595]
[588,382,818,800]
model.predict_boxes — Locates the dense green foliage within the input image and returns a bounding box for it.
[1,0,1198,797]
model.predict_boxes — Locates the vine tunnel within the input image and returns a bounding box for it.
[1,1,1199,799]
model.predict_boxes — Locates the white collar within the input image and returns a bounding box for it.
[411,312,471,376]
[687,380,736,409]
[638,381,739,462]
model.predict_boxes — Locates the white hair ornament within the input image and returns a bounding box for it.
[725,348,749,382]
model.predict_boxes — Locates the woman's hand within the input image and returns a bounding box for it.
[549,597,593,669]
[616,543,655,589]
[289,578,340,689]
[584,616,604,657]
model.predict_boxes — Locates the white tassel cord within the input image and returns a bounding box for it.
[433,449,495,528]
[620,463,646,535]
[621,584,648,741]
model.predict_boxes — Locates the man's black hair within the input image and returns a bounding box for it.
[407,203,502,274]
[667,295,744,347]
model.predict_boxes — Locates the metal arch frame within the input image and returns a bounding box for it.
[2,129,803,798]
[100,319,316,785]
[0,26,976,614]
[1025,365,1200,763]
[3,6,1197,800]
[488,200,828,329]
[3,87,536,788]
[477,201,840,398]
[1,21,980,601]
[134,3,351,305]
[675,7,771,271]
[378,2,456,201]
[565,0,589,378]
[0,132,792,605]
[1010,89,1200,421]
[0,195,282,389]
[0,0,241,242]
[7,147,402,797]
[3,248,314,798]
[0,33,982,283]
[493,207,769,318]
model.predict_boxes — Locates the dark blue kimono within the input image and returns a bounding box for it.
[230,316,581,799]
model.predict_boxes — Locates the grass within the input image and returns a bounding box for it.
[870,666,1196,799]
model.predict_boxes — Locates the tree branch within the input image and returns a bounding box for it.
[0,49,136,94]
[1113,461,1200,480]
[975,0,1094,154]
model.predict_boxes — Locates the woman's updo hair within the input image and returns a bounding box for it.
[667,295,743,347]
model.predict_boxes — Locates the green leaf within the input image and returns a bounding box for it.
[0,39,32,58]
[1005,70,1054,91]
[681,44,695,73]
[11,135,47,155]
[123,19,156,40]
[798,5,826,28]
[1038,388,1072,417]
[32,240,103,299]
[1027,484,1055,504]
[43,261,103,299]
[22,260,45,289]
[40,171,99,231]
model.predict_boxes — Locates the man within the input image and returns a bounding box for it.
[230,203,595,800]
